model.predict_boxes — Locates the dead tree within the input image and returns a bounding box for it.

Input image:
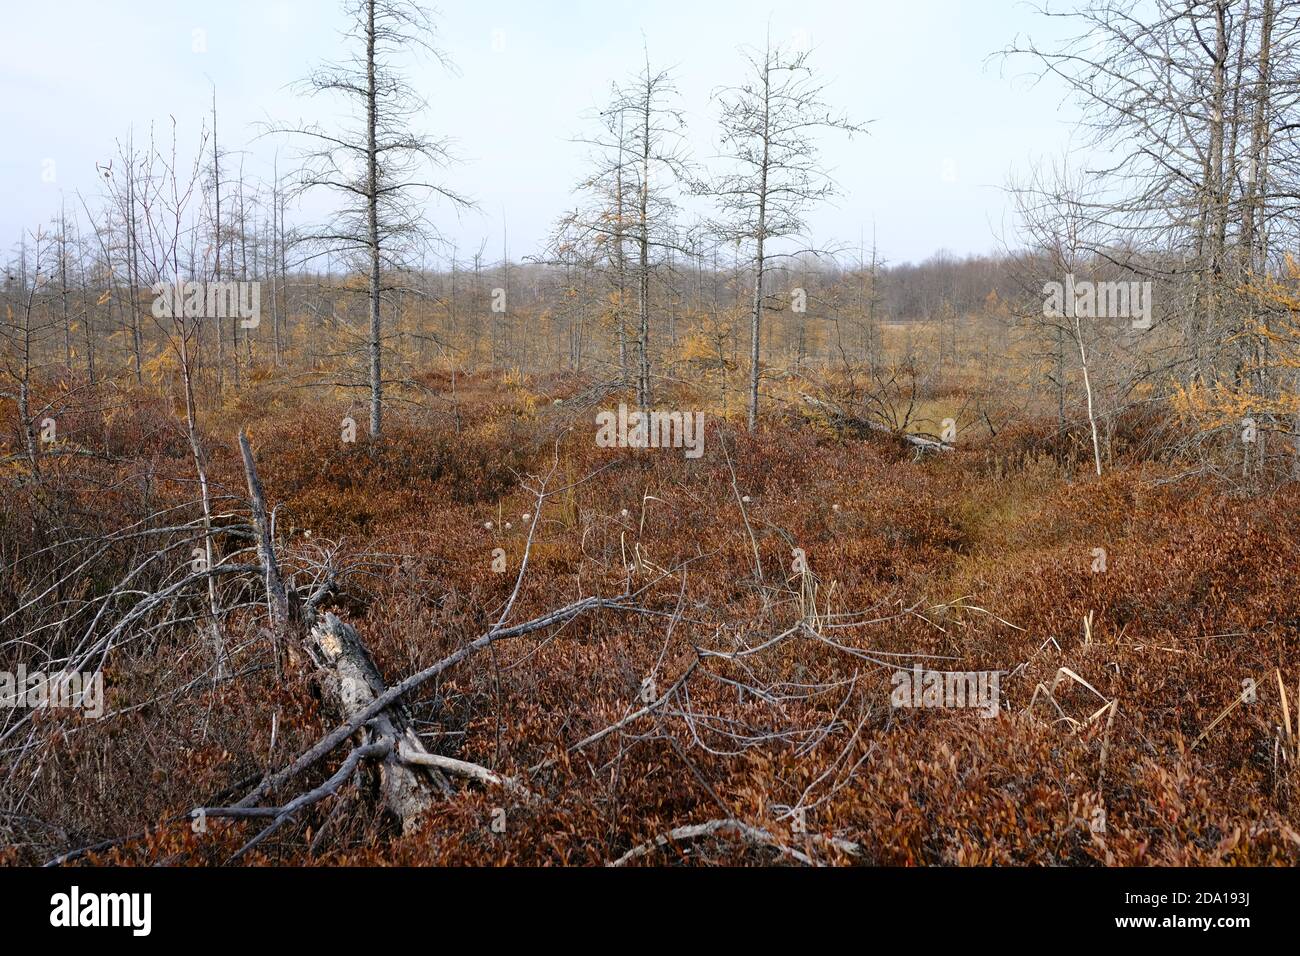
[212,447,644,853]
[702,32,867,432]
[800,392,953,454]
[0,231,55,480]
[236,431,444,835]
[1005,0,1300,477]
[273,0,472,440]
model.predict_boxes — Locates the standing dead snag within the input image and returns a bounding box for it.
[703,36,867,432]
[238,431,289,638]
[237,429,446,837]
[270,0,472,440]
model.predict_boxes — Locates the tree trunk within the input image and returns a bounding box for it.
[747,60,771,433]
[366,0,383,439]
[238,431,444,830]
[636,89,652,414]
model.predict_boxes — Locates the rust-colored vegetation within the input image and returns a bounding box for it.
[3,367,1297,866]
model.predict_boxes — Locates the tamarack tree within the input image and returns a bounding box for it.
[703,33,867,432]
[277,0,470,439]
[557,49,691,407]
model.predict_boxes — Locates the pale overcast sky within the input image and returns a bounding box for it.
[0,0,1083,267]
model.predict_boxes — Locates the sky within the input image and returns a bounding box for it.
[0,0,1085,269]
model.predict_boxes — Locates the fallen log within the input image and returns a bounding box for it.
[799,393,953,454]
[308,612,448,827]
[238,430,446,835]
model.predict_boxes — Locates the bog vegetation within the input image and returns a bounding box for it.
[2,0,1300,865]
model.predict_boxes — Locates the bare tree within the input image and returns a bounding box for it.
[1,232,56,479]
[614,49,691,412]
[1009,155,1114,475]
[1006,0,1300,477]
[276,0,471,438]
[702,34,867,431]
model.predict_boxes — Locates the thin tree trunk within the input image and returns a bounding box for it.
[614,115,629,387]
[177,321,226,674]
[125,164,144,385]
[747,67,771,433]
[636,84,651,413]
[1074,316,1103,476]
[366,0,383,439]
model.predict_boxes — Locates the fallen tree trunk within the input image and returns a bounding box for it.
[800,393,954,454]
[307,612,448,827]
[238,430,445,834]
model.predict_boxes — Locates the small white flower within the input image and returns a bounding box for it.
[741,495,751,504]
[505,522,513,530]
[832,504,841,512]
[621,508,630,518]
[304,530,312,538]
[522,512,531,522]
[484,521,493,530]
